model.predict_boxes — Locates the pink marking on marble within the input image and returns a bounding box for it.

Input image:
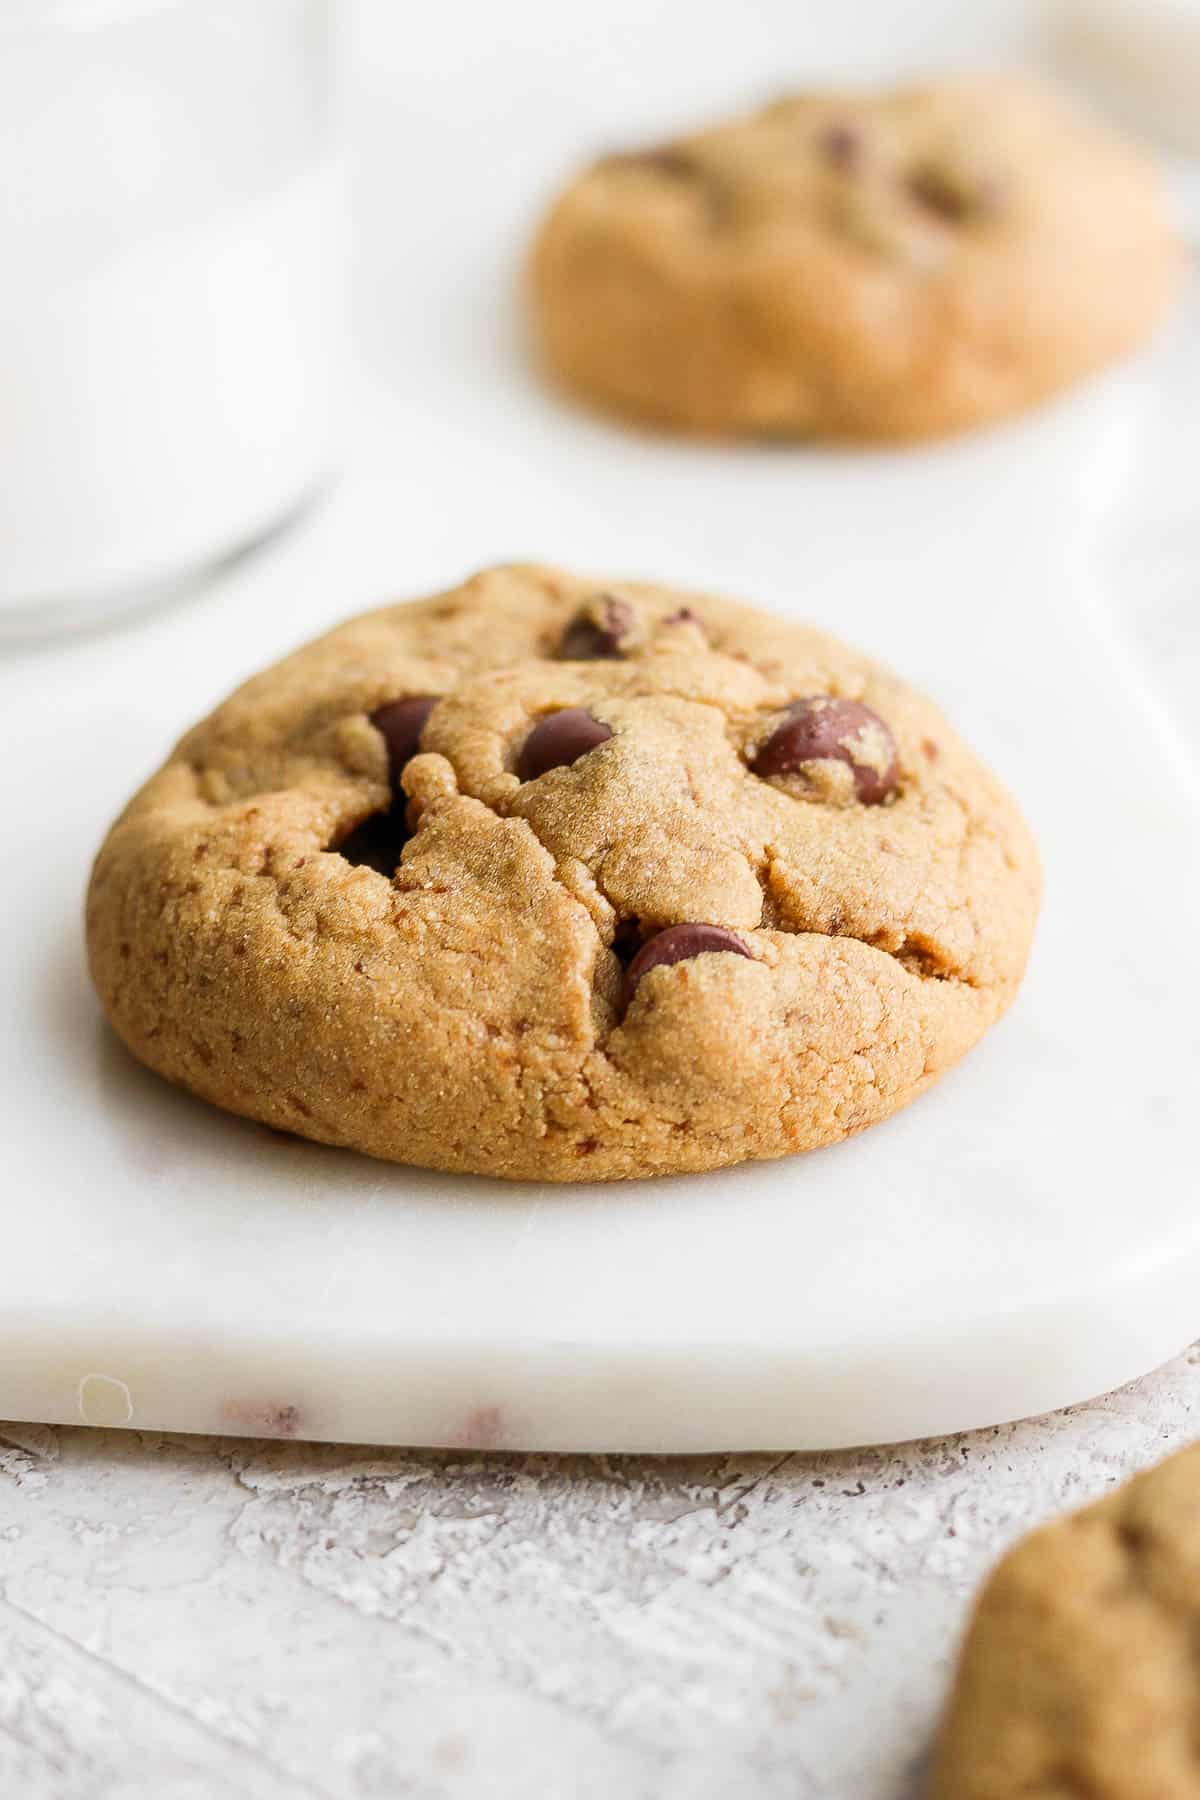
[456,1405,505,1451]
[223,1400,303,1438]
[433,1736,468,1771]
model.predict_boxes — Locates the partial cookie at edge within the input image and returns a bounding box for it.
[927,1441,1200,1799]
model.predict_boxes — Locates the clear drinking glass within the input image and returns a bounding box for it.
[0,0,340,638]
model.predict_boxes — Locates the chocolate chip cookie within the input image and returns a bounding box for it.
[529,76,1179,441]
[86,564,1039,1182]
[928,1442,1200,1798]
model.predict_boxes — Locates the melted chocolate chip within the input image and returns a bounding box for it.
[624,924,753,1005]
[332,809,408,877]
[559,594,637,660]
[818,122,863,171]
[643,147,702,179]
[906,162,1005,224]
[906,164,967,221]
[752,697,899,804]
[611,916,644,968]
[371,696,438,786]
[517,708,613,782]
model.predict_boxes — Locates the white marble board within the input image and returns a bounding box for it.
[2,68,1198,1452]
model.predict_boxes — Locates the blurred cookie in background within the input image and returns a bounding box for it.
[528,75,1181,443]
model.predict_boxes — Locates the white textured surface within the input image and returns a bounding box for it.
[5,3,1200,1790]
[1,1353,1198,1799]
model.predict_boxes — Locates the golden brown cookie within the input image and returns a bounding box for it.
[528,76,1180,442]
[86,564,1039,1182]
[928,1442,1200,1798]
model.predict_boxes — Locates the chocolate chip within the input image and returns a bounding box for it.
[662,605,703,630]
[623,924,753,1005]
[517,708,613,782]
[752,697,899,804]
[818,122,863,171]
[371,696,438,786]
[598,146,733,227]
[559,593,637,660]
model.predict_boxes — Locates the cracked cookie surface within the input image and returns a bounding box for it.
[529,75,1179,442]
[928,1443,1200,1799]
[86,564,1039,1182]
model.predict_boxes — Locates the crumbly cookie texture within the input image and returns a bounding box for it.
[928,1443,1200,1799]
[529,75,1180,442]
[86,564,1039,1182]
